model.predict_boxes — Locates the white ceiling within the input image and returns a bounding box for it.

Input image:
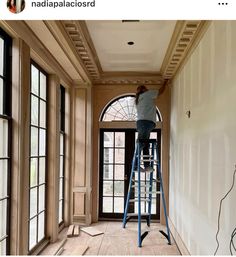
[86,20,176,72]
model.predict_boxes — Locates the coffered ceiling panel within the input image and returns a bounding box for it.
[85,21,176,72]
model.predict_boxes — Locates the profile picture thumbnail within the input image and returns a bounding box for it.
[7,0,25,13]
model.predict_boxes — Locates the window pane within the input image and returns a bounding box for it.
[30,188,37,218]
[60,133,64,155]
[38,185,45,212]
[40,72,46,100]
[0,160,8,198]
[114,181,124,196]
[0,78,3,114]
[104,148,113,163]
[60,156,64,177]
[103,197,113,213]
[115,148,124,163]
[114,165,124,180]
[59,179,63,200]
[103,181,113,196]
[31,96,38,126]
[31,127,38,156]
[38,212,45,241]
[29,217,37,250]
[0,239,6,256]
[103,164,113,180]
[0,199,7,239]
[39,129,46,156]
[39,157,45,184]
[115,132,125,147]
[104,132,113,147]
[39,100,46,128]
[0,38,4,76]
[31,65,39,96]
[0,119,8,157]
[30,158,38,187]
[58,201,62,223]
[114,198,124,213]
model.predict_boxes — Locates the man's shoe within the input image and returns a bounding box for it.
[134,167,145,172]
[145,166,154,172]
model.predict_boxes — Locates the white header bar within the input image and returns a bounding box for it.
[1,0,236,20]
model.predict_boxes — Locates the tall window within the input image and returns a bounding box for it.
[29,63,47,251]
[0,29,11,256]
[58,85,65,225]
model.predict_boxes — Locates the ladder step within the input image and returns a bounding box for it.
[134,169,154,173]
[129,198,150,202]
[140,159,158,163]
[132,185,151,188]
[127,213,149,217]
[139,191,161,195]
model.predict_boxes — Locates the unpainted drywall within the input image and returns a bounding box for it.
[169,21,236,255]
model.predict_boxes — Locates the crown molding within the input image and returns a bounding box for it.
[161,20,211,80]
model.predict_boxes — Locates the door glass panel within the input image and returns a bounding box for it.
[114,198,124,213]
[114,165,124,180]
[114,181,124,196]
[104,148,113,163]
[103,164,113,179]
[102,197,113,213]
[115,132,125,147]
[114,148,124,163]
[104,132,113,147]
[103,181,113,196]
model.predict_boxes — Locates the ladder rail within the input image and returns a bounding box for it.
[122,139,171,247]
[122,144,137,228]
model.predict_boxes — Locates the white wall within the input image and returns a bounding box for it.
[169,21,236,255]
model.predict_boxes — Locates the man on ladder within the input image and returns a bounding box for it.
[135,82,166,172]
[122,81,171,247]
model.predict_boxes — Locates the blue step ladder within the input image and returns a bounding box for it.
[122,139,171,247]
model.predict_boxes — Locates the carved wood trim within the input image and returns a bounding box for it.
[161,21,210,79]
[62,20,210,85]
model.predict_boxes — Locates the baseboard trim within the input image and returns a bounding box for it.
[168,217,191,255]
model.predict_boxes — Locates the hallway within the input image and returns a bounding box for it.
[41,222,180,255]
[1,20,236,255]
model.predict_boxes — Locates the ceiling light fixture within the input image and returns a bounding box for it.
[122,20,140,23]
[127,41,134,45]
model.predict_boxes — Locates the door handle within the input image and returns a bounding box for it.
[124,174,128,180]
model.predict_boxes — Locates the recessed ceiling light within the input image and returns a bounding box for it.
[127,41,134,45]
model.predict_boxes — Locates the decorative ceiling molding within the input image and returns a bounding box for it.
[61,20,101,81]
[62,20,210,86]
[161,20,210,79]
[93,71,163,85]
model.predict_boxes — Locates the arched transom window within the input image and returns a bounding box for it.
[100,95,161,122]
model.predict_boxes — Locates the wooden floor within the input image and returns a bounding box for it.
[41,221,180,255]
